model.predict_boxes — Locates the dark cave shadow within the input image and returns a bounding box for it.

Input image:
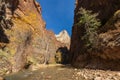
[0,26,9,43]
[55,46,70,64]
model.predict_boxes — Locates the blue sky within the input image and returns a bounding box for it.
[37,0,75,35]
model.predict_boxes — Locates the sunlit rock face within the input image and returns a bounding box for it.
[70,0,120,70]
[0,0,65,75]
[55,30,70,44]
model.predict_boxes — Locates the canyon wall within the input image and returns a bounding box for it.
[70,0,120,70]
[0,0,69,76]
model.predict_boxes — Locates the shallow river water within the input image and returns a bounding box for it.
[5,65,83,80]
[4,65,120,80]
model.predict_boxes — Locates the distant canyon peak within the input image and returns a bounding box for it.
[55,30,70,44]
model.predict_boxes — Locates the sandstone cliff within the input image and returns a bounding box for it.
[55,30,70,45]
[70,0,120,70]
[55,30,70,64]
[0,0,65,76]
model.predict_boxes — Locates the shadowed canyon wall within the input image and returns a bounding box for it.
[70,0,120,70]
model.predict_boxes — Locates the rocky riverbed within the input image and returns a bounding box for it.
[4,64,120,80]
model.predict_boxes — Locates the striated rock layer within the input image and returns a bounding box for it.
[70,0,120,70]
[0,0,68,75]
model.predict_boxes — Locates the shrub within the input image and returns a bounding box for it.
[55,51,62,63]
[77,8,101,50]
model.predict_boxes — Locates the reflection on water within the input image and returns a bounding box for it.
[5,65,74,80]
[5,70,34,80]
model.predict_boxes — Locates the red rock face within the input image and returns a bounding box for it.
[0,0,69,75]
[70,0,120,70]
[8,0,47,72]
[0,0,47,74]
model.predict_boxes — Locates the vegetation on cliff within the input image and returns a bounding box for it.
[70,0,120,70]
[76,8,101,50]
